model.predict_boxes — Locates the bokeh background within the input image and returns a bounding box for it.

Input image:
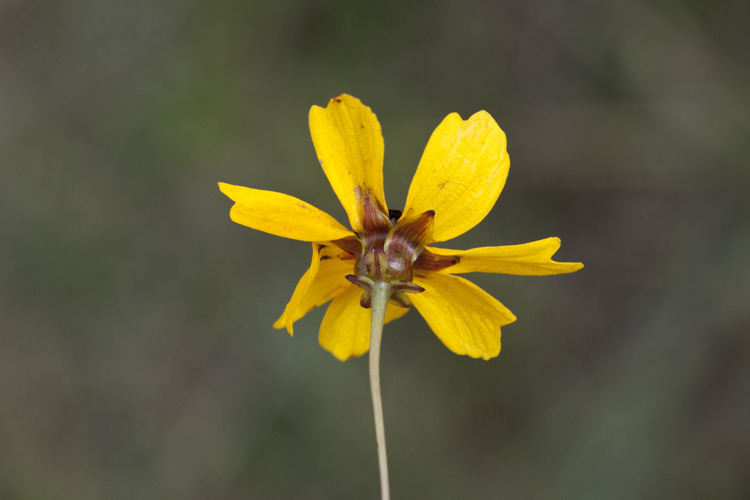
[2,0,749,498]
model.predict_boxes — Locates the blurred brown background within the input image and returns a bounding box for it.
[2,0,749,499]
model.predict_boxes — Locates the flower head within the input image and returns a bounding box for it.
[220,94,582,361]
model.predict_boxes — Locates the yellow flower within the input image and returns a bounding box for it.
[219,94,582,361]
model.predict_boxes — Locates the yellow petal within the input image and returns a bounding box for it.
[385,302,410,323]
[219,183,353,241]
[410,273,516,360]
[319,284,410,361]
[309,95,387,232]
[427,238,584,276]
[273,243,354,334]
[402,111,509,243]
[318,285,371,361]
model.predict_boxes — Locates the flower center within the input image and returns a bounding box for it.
[343,196,433,308]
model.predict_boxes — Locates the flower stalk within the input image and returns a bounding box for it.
[368,281,392,500]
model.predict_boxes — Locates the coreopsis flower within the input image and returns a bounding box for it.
[219,94,582,361]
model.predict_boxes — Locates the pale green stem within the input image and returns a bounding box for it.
[369,281,392,500]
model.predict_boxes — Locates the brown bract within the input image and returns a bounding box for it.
[341,195,455,309]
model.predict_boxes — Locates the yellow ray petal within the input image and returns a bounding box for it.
[384,303,410,323]
[426,238,584,276]
[273,243,354,334]
[219,183,353,241]
[319,285,371,361]
[309,94,387,232]
[410,273,516,360]
[319,284,410,361]
[402,111,509,243]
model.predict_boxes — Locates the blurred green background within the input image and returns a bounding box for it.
[2,0,749,499]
